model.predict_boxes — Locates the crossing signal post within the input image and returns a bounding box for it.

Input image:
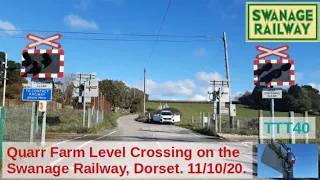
[208,80,236,132]
[254,45,295,143]
[74,73,98,127]
[21,33,64,147]
[261,143,295,178]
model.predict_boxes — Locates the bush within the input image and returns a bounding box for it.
[135,113,149,123]
[42,109,126,134]
[77,127,89,134]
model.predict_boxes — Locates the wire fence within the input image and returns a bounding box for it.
[4,108,32,142]
[184,111,320,139]
[87,108,104,128]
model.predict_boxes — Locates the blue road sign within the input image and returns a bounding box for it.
[22,88,52,101]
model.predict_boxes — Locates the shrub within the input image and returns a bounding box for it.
[135,113,149,123]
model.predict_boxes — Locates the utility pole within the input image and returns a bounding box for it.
[2,53,7,107]
[143,68,146,114]
[222,32,233,129]
[82,82,86,127]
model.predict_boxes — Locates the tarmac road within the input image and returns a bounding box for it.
[3,114,261,179]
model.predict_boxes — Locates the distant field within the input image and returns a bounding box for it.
[146,101,306,121]
[146,101,320,143]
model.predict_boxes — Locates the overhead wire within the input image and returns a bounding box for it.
[0,35,216,42]
[145,0,172,67]
[0,28,215,39]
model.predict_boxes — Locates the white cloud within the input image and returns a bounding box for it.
[134,79,196,97]
[0,20,19,35]
[193,48,207,57]
[122,81,130,87]
[233,92,244,101]
[134,79,157,94]
[196,72,225,82]
[199,87,209,96]
[75,0,91,11]
[64,14,98,30]
[190,94,208,101]
[308,83,320,91]
[159,79,195,96]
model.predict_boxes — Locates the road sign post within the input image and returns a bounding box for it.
[38,101,47,147]
[254,45,295,143]
[262,87,283,142]
[40,111,46,147]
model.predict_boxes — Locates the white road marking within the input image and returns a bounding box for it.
[153,132,164,159]
[96,131,117,140]
[45,135,89,150]
[49,131,116,166]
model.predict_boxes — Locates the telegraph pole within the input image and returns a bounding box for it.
[82,81,86,127]
[143,68,146,114]
[222,32,233,129]
[2,53,7,107]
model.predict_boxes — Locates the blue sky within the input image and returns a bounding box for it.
[258,144,318,178]
[0,0,319,100]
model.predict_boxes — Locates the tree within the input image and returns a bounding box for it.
[238,91,254,106]
[53,73,76,105]
[0,60,27,100]
[240,84,320,113]
[99,79,148,110]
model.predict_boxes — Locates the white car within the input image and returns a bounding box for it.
[153,110,179,124]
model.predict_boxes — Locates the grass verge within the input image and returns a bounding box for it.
[41,109,128,134]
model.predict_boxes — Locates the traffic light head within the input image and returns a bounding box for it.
[286,149,295,165]
[254,60,295,86]
[21,49,64,78]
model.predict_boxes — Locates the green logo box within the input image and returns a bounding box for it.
[246,2,319,42]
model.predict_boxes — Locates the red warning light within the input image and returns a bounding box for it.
[290,159,295,164]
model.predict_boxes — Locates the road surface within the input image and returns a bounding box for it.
[3,114,262,179]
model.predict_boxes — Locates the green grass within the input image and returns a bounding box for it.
[146,101,320,142]
[41,109,127,134]
[147,102,306,120]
